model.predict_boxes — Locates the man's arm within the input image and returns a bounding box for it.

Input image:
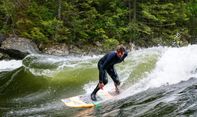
[121,51,128,61]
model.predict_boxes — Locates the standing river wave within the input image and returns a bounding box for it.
[1,45,197,116]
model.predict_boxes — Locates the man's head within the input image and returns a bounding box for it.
[116,45,126,58]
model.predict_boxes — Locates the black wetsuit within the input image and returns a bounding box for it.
[92,51,128,95]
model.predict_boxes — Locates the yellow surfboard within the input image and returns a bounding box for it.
[61,90,114,108]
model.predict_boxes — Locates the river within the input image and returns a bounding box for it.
[1,45,197,116]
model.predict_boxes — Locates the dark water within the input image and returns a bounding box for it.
[0,54,100,116]
[1,46,197,116]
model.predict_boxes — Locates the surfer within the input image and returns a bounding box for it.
[91,45,128,101]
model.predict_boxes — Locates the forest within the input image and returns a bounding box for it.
[0,0,197,48]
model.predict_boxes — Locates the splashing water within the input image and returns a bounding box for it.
[0,60,22,71]
[123,45,197,98]
[1,45,197,116]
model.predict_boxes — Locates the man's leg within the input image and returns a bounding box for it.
[91,84,99,101]
[107,67,120,93]
[91,68,107,101]
[114,82,120,94]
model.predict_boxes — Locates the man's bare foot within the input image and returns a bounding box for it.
[115,84,120,94]
[115,87,120,94]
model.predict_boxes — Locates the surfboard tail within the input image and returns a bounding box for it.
[61,90,115,108]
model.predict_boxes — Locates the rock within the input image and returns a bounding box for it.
[0,53,3,59]
[1,37,40,54]
[0,34,6,46]
[93,78,197,116]
[42,43,69,56]
[0,36,40,59]
[0,52,10,60]
[0,48,28,59]
[69,45,83,55]
[95,41,102,47]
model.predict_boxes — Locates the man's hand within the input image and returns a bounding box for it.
[99,82,104,90]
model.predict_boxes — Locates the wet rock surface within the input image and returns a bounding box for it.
[41,43,69,56]
[0,37,40,59]
[76,78,197,117]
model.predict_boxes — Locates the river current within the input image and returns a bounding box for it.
[1,45,197,116]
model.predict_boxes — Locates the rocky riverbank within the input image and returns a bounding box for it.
[0,36,134,60]
[0,36,39,60]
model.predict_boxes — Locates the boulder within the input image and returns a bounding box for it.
[42,43,69,56]
[0,36,40,59]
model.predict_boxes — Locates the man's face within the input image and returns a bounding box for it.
[117,51,124,58]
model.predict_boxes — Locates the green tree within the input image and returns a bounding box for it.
[134,0,190,46]
[0,0,16,34]
[0,0,194,48]
[188,0,197,43]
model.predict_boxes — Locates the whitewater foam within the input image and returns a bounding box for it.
[0,60,22,71]
[123,45,197,98]
[148,45,197,87]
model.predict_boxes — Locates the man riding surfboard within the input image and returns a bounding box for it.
[91,45,128,101]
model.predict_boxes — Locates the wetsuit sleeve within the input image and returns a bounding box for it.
[102,52,115,69]
[121,51,128,61]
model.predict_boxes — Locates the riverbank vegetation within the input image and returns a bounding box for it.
[0,0,197,49]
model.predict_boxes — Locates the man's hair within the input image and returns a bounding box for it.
[116,44,126,52]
